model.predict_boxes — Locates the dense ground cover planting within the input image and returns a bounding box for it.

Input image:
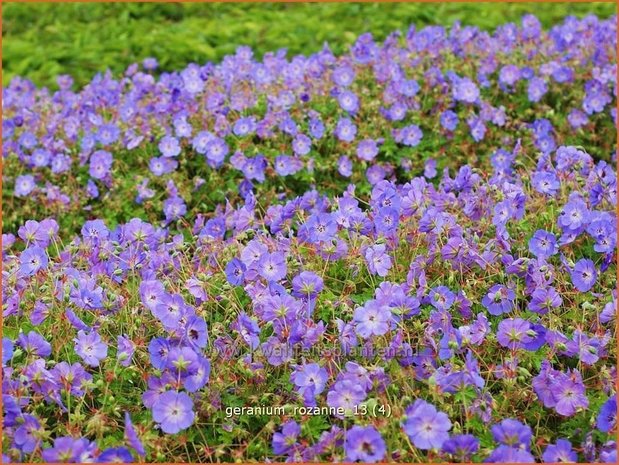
[3,2,616,89]
[2,13,617,463]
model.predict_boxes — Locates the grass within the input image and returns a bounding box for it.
[2,2,616,89]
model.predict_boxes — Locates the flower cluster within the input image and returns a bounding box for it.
[2,14,617,464]
[2,14,616,233]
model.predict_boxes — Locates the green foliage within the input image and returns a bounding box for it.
[3,2,616,89]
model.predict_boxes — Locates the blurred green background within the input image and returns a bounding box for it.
[2,2,616,89]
